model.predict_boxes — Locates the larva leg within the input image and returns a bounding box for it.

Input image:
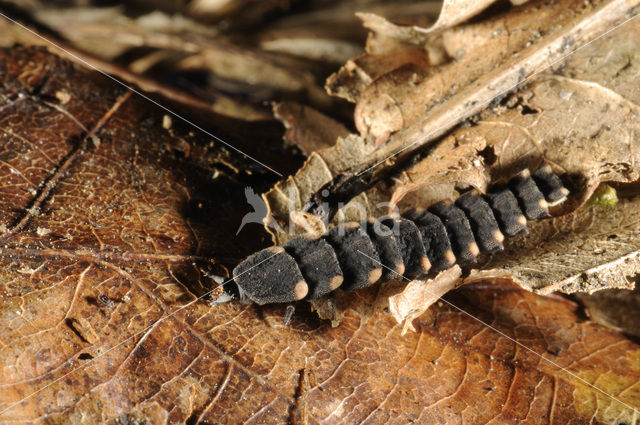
[283,304,296,326]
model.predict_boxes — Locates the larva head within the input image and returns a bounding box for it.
[232,246,309,305]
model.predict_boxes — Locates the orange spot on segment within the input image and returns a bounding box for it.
[445,250,456,265]
[329,275,343,290]
[368,268,382,284]
[518,215,527,226]
[294,280,309,300]
[420,256,432,272]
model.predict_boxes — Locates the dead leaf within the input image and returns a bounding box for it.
[2,45,640,425]
[327,0,529,103]
[262,133,381,244]
[272,102,350,155]
[575,285,640,341]
[355,0,635,145]
[289,210,327,239]
[389,135,488,208]
[261,37,363,65]
[415,0,530,34]
[177,43,329,108]
[465,194,640,295]
[388,265,463,334]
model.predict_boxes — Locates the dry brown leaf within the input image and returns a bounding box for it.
[415,0,526,34]
[326,0,523,103]
[359,0,518,39]
[263,133,381,244]
[389,135,488,208]
[186,0,294,25]
[465,195,640,294]
[177,44,330,107]
[263,133,487,244]
[3,46,640,425]
[261,37,363,64]
[272,102,350,155]
[388,265,462,335]
[574,286,640,341]
[326,13,434,104]
[29,6,219,59]
[355,0,635,145]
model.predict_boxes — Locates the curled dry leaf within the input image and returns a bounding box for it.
[266,0,640,332]
[326,13,433,104]
[465,196,640,295]
[389,135,488,209]
[388,265,462,335]
[316,0,639,217]
[327,0,528,103]
[272,101,350,155]
[256,0,420,64]
[415,0,532,34]
[263,131,487,244]
[355,0,635,145]
[3,46,640,425]
[261,37,363,65]
[358,0,522,41]
[389,17,640,323]
[574,285,640,341]
[262,133,380,244]
[186,0,294,26]
[289,210,327,239]
[177,44,330,107]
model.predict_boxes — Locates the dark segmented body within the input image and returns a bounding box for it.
[232,167,568,305]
